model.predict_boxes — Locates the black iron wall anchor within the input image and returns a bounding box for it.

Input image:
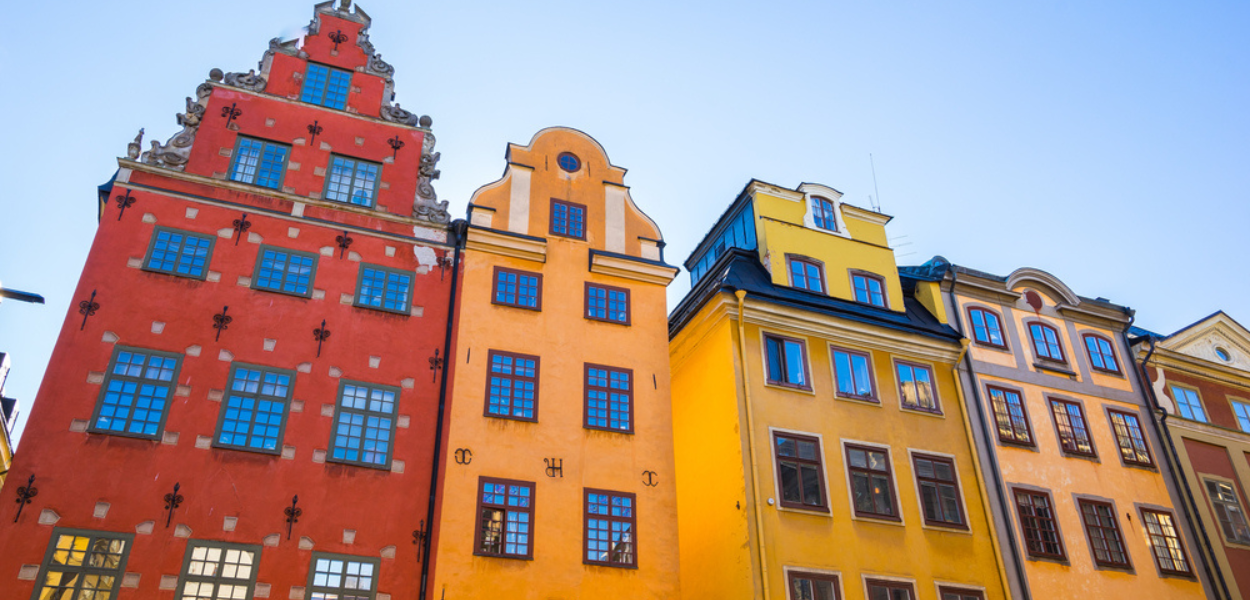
[453,448,472,465]
[114,190,136,221]
[328,30,348,51]
[307,120,323,143]
[284,495,301,540]
[544,458,563,478]
[212,306,232,341]
[387,135,404,159]
[163,482,184,528]
[232,213,252,246]
[221,103,242,128]
[336,231,353,258]
[78,290,99,331]
[313,320,331,358]
[642,470,659,487]
[13,474,37,523]
[428,349,444,382]
[412,521,427,564]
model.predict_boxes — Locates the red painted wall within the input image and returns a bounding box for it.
[1182,437,1250,595]
[1154,367,1242,431]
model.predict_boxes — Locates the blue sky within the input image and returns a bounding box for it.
[1,1,1247,443]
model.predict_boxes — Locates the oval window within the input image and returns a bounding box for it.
[1215,347,1231,362]
[557,152,581,173]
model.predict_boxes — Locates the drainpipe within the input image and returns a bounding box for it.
[735,290,771,600]
[419,219,466,600]
[945,271,1031,600]
[1128,333,1230,600]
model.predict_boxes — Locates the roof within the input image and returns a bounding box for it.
[670,248,960,341]
[900,256,1127,312]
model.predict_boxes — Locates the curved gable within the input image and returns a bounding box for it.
[1005,267,1081,307]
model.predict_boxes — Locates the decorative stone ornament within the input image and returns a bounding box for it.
[224,69,267,92]
[142,83,212,170]
[126,129,144,160]
[413,132,449,224]
[379,103,419,127]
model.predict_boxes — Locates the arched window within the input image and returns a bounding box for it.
[811,196,837,232]
[1082,334,1121,374]
[967,307,1007,348]
[1028,322,1066,363]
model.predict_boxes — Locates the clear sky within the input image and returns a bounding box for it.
[1,1,1247,444]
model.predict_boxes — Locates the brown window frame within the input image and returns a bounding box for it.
[912,453,967,529]
[483,350,540,422]
[786,254,826,294]
[584,282,631,325]
[1026,321,1067,364]
[846,444,900,521]
[583,488,638,568]
[584,364,634,434]
[966,306,1008,349]
[1048,397,1096,458]
[830,345,878,403]
[773,431,829,512]
[811,196,839,232]
[1106,408,1154,467]
[550,198,588,240]
[1203,477,1250,545]
[865,579,915,600]
[1139,508,1194,577]
[763,333,812,391]
[787,570,841,600]
[474,477,536,560]
[491,266,543,311]
[895,359,941,414]
[849,270,888,308]
[1081,333,1122,375]
[987,385,1035,447]
[938,587,986,600]
[1013,488,1066,560]
[1077,498,1132,569]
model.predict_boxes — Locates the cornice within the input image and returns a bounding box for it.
[841,203,892,226]
[214,82,432,133]
[1164,413,1250,446]
[465,227,547,263]
[589,251,678,286]
[1143,347,1250,389]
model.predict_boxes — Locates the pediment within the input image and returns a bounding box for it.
[1160,311,1250,371]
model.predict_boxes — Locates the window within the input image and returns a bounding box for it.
[492,267,541,310]
[1141,509,1192,576]
[1083,334,1121,374]
[1078,499,1130,568]
[851,272,887,307]
[216,364,293,454]
[585,364,633,433]
[177,540,260,600]
[896,361,939,413]
[1107,409,1153,466]
[1234,399,1250,433]
[144,227,214,279]
[866,579,914,600]
[325,155,381,207]
[475,477,535,559]
[1028,322,1066,362]
[1014,489,1065,559]
[585,489,636,567]
[811,196,838,232]
[847,444,898,519]
[1205,479,1250,544]
[912,454,965,528]
[788,256,825,293]
[550,199,587,239]
[557,152,581,173]
[92,347,180,438]
[987,386,1033,446]
[1171,385,1208,422]
[230,137,289,189]
[355,264,412,314]
[967,307,1006,348]
[764,333,810,390]
[306,553,379,600]
[33,529,132,600]
[585,283,630,324]
[831,347,876,401]
[1049,398,1095,457]
[253,246,317,298]
[938,587,985,600]
[300,63,351,109]
[773,432,827,511]
[329,381,399,468]
[688,202,756,286]
[485,351,539,421]
[788,571,840,600]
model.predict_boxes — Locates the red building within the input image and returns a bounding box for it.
[0,3,458,599]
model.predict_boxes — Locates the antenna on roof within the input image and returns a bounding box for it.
[869,154,882,212]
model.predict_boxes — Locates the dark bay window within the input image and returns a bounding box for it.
[913,454,966,528]
[1083,334,1121,374]
[831,347,876,401]
[1108,409,1154,466]
[585,489,636,567]
[144,227,214,279]
[847,444,898,519]
[851,272,887,307]
[586,282,630,324]
[764,333,810,390]
[301,63,351,109]
[896,361,939,413]
[1028,322,1066,363]
[1078,499,1130,568]
[91,347,181,438]
[1049,398,1095,457]
[475,477,534,559]
[773,432,827,511]
[988,386,1033,446]
[485,350,539,421]
[230,136,289,189]
[1014,488,1065,559]
[551,199,587,239]
[493,267,541,310]
[967,307,1006,348]
[788,256,825,293]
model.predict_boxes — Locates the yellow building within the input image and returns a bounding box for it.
[670,180,1008,600]
[0,352,13,488]
[902,257,1214,599]
[431,128,681,599]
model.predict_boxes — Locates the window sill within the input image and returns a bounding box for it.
[763,381,815,396]
[1024,554,1070,566]
[141,266,209,282]
[835,394,882,406]
[920,522,972,535]
[492,301,542,312]
[484,412,538,424]
[997,439,1039,451]
[900,406,945,419]
[212,442,281,457]
[87,428,162,442]
[1057,450,1100,464]
[850,514,905,527]
[776,503,832,516]
[584,425,634,436]
[325,457,392,472]
[583,560,639,570]
[1033,361,1075,377]
[353,303,411,316]
[973,341,1011,353]
[1089,367,1124,378]
[253,286,314,300]
[474,552,533,561]
[585,316,631,326]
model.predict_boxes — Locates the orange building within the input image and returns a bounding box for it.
[429,128,681,598]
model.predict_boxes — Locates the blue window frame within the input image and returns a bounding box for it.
[688,202,757,285]
[325,155,381,207]
[492,267,541,310]
[585,364,633,433]
[300,63,351,109]
[852,272,887,307]
[253,246,317,298]
[1028,322,1066,362]
[551,199,586,239]
[765,333,810,390]
[144,227,214,279]
[788,256,824,293]
[812,196,837,231]
[1171,385,1208,422]
[355,264,412,313]
[230,137,289,189]
[486,350,539,421]
[330,381,399,468]
[558,152,581,172]
[92,347,181,438]
[216,364,293,453]
[586,283,630,324]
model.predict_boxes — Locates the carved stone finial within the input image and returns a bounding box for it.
[366,54,394,77]
[224,70,267,93]
[127,129,144,160]
[418,115,432,128]
[338,0,351,11]
[209,68,224,82]
[141,85,211,171]
[379,103,419,127]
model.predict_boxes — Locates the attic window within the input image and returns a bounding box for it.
[1216,347,1231,362]
[557,153,581,173]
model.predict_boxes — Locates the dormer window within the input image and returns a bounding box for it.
[301,63,351,110]
[851,271,887,307]
[811,196,837,232]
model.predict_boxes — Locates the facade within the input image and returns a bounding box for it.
[1,352,16,488]
[0,3,459,600]
[430,128,682,599]
[670,180,1008,600]
[1131,311,1250,600]
[902,257,1212,599]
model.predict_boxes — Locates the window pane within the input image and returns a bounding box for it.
[784,340,806,386]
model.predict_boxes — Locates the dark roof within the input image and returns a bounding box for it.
[900,256,1126,312]
[669,248,960,342]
